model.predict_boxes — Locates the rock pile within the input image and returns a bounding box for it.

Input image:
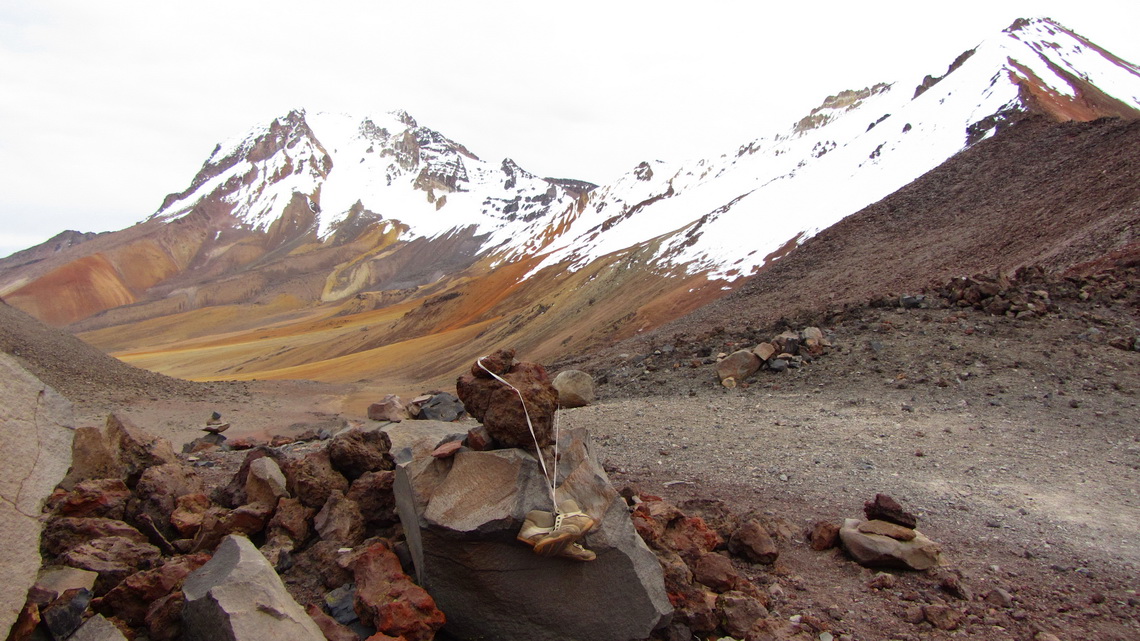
[715,326,832,387]
[455,348,559,450]
[11,415,447,641]
[367,391,467,423]
[630,494,834,641]
[811,494,943,572]
[394,424,671,641]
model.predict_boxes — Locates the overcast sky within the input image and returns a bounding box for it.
[2,1,1138,258]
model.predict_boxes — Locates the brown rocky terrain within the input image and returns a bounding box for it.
[3,116,1139,640]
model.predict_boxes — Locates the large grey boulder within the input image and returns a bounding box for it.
[182,534,324,641]
[395,427,671,641]
[0,353,74,639]
[382,420,467,464]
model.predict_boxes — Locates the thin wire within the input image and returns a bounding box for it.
[476,357,559,510]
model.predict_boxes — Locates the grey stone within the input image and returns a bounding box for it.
[183,535,325,641]
[552,370,595,408]
[245,457,289,507]
[66,613,128,641]
[382,421,467,465]
[417,392,467,422]
[395,427,671,641]
[0,354,74,639]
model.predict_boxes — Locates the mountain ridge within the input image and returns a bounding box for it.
[1,16,1137,392]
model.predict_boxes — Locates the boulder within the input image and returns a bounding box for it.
[715,350,761,383]
[190,504,273,553]
[0,352,76,639]
[55,478,132,519]
[368,395,411,423]
[314,490,365,546]
[145,592,184,641]
[281,449,350,509]
[328,429,394,481]
[395,427,671,641]
[456,359,559,450]
[352,541,446,641]
[97,553,210,626]
[60,536,163,594]
[416,392,467,422]
[104,413,177,485]
[245,457,289,507]
[552,370,595,408]
[863,493,918,529]
[839,518,942,570]
[42,517,148,557]
[182,534,325,641]
[347,470,399,529]
[129,462,205,537]
[728,520,779,564]
[383,420,468,465]
[59,426,118,490]
[717,590,769,639]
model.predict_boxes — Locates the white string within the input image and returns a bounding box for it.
[476,357,559,510]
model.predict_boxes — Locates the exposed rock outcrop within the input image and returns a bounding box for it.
[0,353,74,639]
[394,427,671,641]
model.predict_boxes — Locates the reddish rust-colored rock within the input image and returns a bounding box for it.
[464,425,496,451]
[56,478,132,519]
[266,496,315,543]
[809,520,841,551]
[864,493,918,529]
[144,591,184,641]
[717,590,770,639]
[346,471,398,529]
[430,440,463,459]
[96,553,210,626]
[328,429,394,481]
[59,536,163,594]
[170,493,212,538]
[130,462,205,537]
[7,602,41,641]
[42,517,149,556]
[662,516,724,560]
[470,348,515,378]
[922,604,964,630]
[352,541,445,641]
[456,359,558,450]
[282,449,350,509]
[728,520,779,564]
[190,504,273,553]
[692,551,745,593]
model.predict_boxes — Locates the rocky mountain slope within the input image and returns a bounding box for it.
[0,17,1137,395]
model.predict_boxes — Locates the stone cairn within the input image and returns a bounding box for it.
[714,326,832,388]
[10,412,447,641]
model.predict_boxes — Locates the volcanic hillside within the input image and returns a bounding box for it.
[577,115,1140,382]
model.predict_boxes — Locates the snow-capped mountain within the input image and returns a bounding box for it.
[525,17,1140,281]
[1,17,1138,387]
[151,109,591,257]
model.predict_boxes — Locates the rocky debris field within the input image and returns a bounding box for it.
[552,266,1140,640]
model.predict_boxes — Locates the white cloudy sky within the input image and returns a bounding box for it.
[1,1,1138,257]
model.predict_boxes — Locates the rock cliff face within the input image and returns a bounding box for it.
[0,18,1137,392]
[0,354,74,639]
